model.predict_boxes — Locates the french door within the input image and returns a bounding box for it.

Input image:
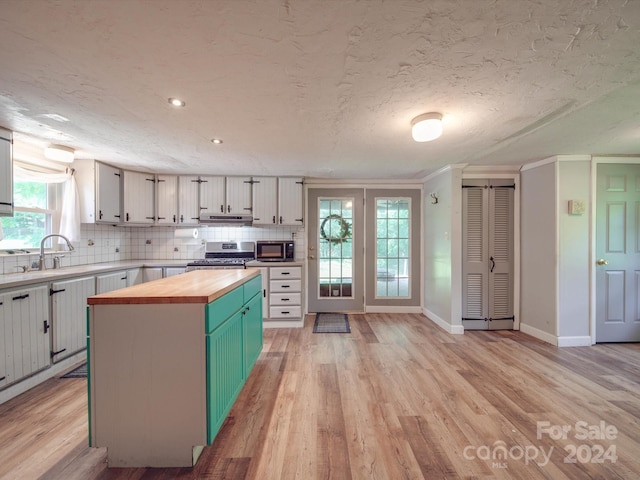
[307,188,364,313]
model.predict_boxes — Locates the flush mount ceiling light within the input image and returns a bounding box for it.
[44,144,75,163]
[211,138,223,144]
[411,112,443,142]
[168,97,186,107]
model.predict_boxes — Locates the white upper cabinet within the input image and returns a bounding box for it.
[75,159,122,224]
[0,127,13,216]
[199,176,225,215]
[225,176,252,215]
[123,170,155,224]
[156,174,178,225]
[278,177,304,225]
[178,175,200,225]
[252,176,278,225]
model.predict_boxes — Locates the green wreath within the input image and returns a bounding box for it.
[320,214,351,244]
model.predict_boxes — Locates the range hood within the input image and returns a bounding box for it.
[199,214,253,226]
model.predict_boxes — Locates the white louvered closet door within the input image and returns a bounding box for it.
[462,180,515,330]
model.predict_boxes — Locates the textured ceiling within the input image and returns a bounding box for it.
[0,0,639,179]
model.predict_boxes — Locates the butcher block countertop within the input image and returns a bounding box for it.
[87,268,260,305]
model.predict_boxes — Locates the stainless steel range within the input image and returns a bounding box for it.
[185,241,255,271]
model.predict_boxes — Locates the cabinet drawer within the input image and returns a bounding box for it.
[205,286,243,333]
[269,292,301,306]
[270,279,301,292]
[269,306,302,319]
[243,274,262,301]
[269,267,301,280]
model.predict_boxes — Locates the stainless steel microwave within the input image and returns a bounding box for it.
[256,240,294,262]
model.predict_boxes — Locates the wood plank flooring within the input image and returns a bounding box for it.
[1,313,640,479]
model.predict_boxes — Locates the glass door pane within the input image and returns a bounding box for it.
[318,198,353,298]
[375,198,411,298]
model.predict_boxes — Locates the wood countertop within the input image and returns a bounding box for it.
[87,268,260,305]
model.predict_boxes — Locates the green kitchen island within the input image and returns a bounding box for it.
[87,269,262,468]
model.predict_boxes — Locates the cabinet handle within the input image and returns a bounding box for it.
[0,201,12,206]
[43,320,50,333]
[0,376,5,382]
[99,210,103,219]
[263,289,266,298]
[173,214,176,223]
[220,205,224,213]
[50,348,67,358]
[295,218,303,223]
[280,272,291,275]
[12,294,29,301]
[273,216,276,224]
[281,298,290,301]
[227,205,231,213]
[114,214,121,218]
[145,216,155,220]
[281,285,290,288]
[121,276,127,281]
[49,288,66,296]
[281,311,290,314]
[180,214,184,223]
[279,216,283,224]
[126,213,130,221]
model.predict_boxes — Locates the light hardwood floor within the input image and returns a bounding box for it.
[1,313,640,479]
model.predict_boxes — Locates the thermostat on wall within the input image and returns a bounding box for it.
[568,199,586,215]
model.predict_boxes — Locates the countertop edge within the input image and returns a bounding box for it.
[87,269,260,305]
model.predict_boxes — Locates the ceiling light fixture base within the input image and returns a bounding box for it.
[411,112,443,142]
[44,144,75,163]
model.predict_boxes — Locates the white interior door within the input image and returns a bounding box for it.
[596,163,640,342]
[307,188,364,313]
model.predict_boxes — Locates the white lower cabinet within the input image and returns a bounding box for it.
[50,277,95,363]
[0,285,50,387]
[96,271,129,294]
[268,266,302,322]
[164,267,186,277]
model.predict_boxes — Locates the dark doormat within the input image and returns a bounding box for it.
[313,313,350,333]
[61,363,87,378]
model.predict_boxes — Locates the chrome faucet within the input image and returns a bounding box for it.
[38,234,74,270]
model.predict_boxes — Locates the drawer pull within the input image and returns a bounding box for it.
[281,311,290,314]
[12,294,29,301]
[280,272,291,275]
[281,285,290,288]
[281,298,290,301]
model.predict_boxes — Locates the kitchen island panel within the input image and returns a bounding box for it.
[90,303,207,468]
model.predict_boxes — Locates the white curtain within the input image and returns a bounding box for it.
[13,163,81,243]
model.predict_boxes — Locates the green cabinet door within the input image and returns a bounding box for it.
[243,293,263,374]
[206,309,244,444]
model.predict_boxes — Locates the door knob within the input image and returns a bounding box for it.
[596,259,609,266]
[308,255,315,260]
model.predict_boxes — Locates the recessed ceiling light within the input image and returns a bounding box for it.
[168,97,186,107]
[211,138,223,144]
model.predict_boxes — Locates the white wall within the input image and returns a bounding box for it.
[557,160,591,340]
[520,161,558,339]
[423,166,463,333]
[520,156,592,346]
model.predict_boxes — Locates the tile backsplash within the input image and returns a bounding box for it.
[0,224,305,275]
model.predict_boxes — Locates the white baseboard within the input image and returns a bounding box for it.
[557,336,593,347]
[422,307,464,335]
[519,323,558,346]
[0,350,87,405]
[365,306,422,314]
[263,319,304,329]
